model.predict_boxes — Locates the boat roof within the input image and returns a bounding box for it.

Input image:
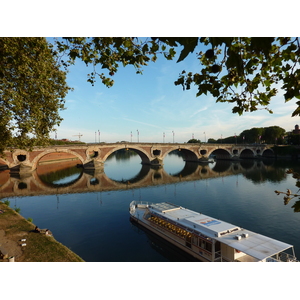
[148,202,293,261]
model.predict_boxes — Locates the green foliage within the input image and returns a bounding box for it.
[54,37,300,117]
[0,37,71,154]
[27,217,33,222]
[49,139,85,145]
[207,138,217,143]
[3,199,10,206]
[288,133,300,145]
[240,126,285,144]
[15,207,21,213]
[187,138,201,143]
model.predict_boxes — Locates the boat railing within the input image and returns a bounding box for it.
[266,252,298,262]
[130,200,151,209]
[214,250,222,261]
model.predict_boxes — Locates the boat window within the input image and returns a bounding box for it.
[149,214,192,239]
[215,241,221,252]
[144,212,151,220]
[199,238,212,253]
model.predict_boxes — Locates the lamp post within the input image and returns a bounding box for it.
[163,132,165,143]
[130,131,132,142]
[137,129,139,142]
[172,131,175,143]
[204,132,206,143]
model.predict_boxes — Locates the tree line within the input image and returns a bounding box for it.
[188,125,291,144]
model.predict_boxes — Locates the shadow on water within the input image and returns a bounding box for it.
[111,164,151,184]
[38,165,83,188]
[130,219,199,262]
[170,161,199,178]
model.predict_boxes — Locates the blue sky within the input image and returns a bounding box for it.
[55,40,299,144]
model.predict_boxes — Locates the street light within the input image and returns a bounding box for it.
[204,132,206,143]
[163,132,165,143]
[172,131,175,143]
[137,129,139,142]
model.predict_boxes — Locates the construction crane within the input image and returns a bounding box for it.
[73,133,83,141]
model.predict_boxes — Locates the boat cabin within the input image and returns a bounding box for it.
[131,201,297,262]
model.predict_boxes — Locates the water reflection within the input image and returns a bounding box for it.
[1,153,300,213]
[38,165,83,187]
[2,152,300,262]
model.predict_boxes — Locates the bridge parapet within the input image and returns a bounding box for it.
[1,143,274,174]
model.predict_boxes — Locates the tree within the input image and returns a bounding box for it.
[55,37,300,116]
[240,126,286,144]
[187,138,201,143]
[0,37,70,154]
[264,126,285,144]
[240,127,264,143]
[207,138,217,143]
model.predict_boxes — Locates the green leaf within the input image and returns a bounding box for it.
[176,38,198,63]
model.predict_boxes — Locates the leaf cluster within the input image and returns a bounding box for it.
[0,38,70,154]
[174,37,300,116]
[54,37,300,117]
[275,169,300,212]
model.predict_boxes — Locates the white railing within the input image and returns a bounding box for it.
[267,252,298,262]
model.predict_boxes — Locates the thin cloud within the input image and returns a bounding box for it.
[123,118,162,129]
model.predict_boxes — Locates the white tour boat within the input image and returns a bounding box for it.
[129,201,298,262]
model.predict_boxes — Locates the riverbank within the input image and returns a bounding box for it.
[0,202,84,262]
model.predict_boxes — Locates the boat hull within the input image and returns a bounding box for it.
[130,215,211,262]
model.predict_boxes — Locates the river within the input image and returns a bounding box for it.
[1,150,300,262]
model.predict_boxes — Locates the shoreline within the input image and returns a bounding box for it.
[0,202,84,262]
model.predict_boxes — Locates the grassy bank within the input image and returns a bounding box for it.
[0,202,84,262]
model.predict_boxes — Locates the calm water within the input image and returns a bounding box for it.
[1,151,300,262]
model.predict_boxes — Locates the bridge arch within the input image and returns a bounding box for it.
[240,148,255,158]
[31,149,85,171]
[262,148,275,157]
[161,146,199,162]
[101,145,152,165]
[208,148,232,159]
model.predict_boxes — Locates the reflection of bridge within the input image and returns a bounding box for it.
[1,143,274,174]
[0,160,275,199]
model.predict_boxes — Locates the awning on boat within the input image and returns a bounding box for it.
[216,230,293,261]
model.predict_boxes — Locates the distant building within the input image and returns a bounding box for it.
[293,125,300,135]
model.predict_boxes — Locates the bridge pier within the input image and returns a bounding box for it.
[149,158,163,167]
[9,163,36,176]
[82,159,104,173]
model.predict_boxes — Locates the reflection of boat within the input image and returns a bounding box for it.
[129,201,298,262]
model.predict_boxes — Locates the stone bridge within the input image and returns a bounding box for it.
[0,142,274,174]
[0,160,271,199]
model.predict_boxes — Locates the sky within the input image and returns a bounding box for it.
[5,2,298,145]
[55,39,299,144]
